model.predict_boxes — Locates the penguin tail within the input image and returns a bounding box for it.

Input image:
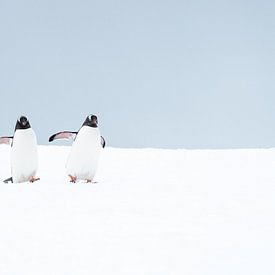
[3,177,13,183]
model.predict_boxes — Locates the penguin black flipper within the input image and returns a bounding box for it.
[49,131,78,142]
[3,177,13,183]
[0,136,13,145]
[101,136,106,148]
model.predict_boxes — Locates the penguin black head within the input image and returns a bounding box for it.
[83,115,98,128]
[15,116,31,130]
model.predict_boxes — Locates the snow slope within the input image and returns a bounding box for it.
[0,146,274,275]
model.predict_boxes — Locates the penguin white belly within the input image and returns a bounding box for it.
[11,128,38,183]
[66,126,102,181]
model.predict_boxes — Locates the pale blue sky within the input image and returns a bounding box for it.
[0,0,274,148]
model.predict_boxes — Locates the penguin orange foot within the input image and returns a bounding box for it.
[29,176,40,183]
[69,175,77,183]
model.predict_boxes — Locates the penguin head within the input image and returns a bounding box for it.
[83,115,98,128]
[15,116,31,130]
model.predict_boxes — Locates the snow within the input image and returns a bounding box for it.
[0,145,274,274]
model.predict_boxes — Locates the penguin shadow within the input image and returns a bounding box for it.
[67,180,99,184]
[3,178,40,184]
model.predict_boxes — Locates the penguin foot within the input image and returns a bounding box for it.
[86,179,92,183]
[29,177,40,183]
[69,175,77,183]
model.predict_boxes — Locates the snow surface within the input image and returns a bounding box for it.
[0,145,274,275]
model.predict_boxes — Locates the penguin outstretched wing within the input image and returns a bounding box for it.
[49,131,106,148]
[49,131,78,142]
[0,136,13,145]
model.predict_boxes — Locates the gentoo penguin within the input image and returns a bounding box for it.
[49,114,105,183]
[0,116,39,183]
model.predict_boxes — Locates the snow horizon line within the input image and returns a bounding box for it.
[35,145,275,151]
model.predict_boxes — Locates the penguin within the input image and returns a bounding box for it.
[49,114,106,183]
[0,116,39,183]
